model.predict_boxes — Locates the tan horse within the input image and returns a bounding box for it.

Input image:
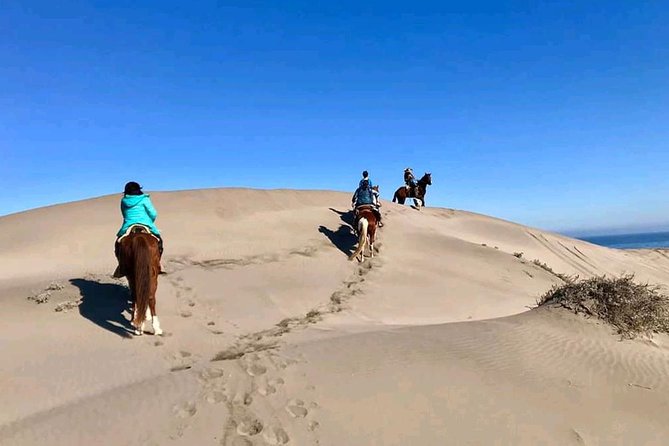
[349,206,378,262]
[118,226,163,336]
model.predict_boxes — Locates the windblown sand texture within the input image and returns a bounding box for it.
[2,189,668,445]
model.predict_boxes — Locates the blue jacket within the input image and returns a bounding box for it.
[359,178,373,188]
[352,186,374,206]
[117,194,161,237]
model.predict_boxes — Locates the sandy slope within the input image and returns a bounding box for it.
[1,188,668,445]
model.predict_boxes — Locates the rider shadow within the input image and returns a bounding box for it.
[318,208,358,256]
[71,278,134,338]
[329,207,355,227]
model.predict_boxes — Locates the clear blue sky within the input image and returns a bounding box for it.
[2,1,668,234]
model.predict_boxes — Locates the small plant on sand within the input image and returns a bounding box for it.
[531,259,574,283]
[537,274,669,339]
[513,252,524,259]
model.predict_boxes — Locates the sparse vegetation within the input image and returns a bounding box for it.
[513,252,524,259]
[538,274,669,339]
[531,259,574,283]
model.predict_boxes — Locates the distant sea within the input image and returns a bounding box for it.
[579,232,669,250]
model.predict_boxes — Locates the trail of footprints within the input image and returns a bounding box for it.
[159,246,381,444]
[174,350,320,445]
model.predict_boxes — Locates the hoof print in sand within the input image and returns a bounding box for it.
[258,385,277,396]
[200,367,226,381]
[286,404,308,418]
[263,426,290,445]
[246,363,267,377]
[236,418,264,436]
[269,378,285,387]
[173,402,197,418]
[206,390,227,404]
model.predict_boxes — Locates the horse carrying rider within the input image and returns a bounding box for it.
[404,167,417,192]
[352,172,383,228]
[113,181,164,278]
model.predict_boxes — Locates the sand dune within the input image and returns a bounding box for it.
[1,188,668,445]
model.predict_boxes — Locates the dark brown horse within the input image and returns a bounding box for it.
[118,226,163,335]
[349,206,378,262]
[392,172,432,207]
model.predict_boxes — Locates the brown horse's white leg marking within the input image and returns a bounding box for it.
[133,308,143,336]
[349,218,369,262]
[152,316,163,336]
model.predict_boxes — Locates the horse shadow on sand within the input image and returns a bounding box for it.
[318,208,358,256]
[71,278,134,338]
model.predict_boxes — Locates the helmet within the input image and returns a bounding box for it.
[362,170,369,178]
[124,181,143,195]
[405,167,412,172]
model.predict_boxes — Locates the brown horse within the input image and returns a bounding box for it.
[349,206,378,262]
[118,226,163,336]
[392,172,432,207]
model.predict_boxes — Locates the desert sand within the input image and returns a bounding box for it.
[1,188,668,445]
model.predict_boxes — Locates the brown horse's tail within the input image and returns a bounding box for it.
[349,217,369,261]
[131,235,152,327]
[392,190,398,203]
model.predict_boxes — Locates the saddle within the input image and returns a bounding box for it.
[117,224,160,243]
[355,204,376,213]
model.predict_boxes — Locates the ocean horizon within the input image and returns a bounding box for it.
[578,231,669,250]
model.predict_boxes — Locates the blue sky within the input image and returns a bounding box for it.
[2,1,668,234]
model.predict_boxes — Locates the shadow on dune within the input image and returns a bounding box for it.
[319,208,358,256]
[71,278,134,338]
[329,207,355,227]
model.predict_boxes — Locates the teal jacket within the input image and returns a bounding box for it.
[117,194,161,237]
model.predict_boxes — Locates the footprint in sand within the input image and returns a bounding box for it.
[230,438,253,446]
[269,378,285,387]
[263,426,290,445]
[236,418,264,436]
[173,402,197,418]
[233,392,253,406]
[286,399,308,418]
[308,421,320,432]
[200,367,226,381]
[246,363,267,377]
[206,390,227,404]
[258,385,277,396]
[180,311,193,318]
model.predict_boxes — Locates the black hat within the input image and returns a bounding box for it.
[362,170,369,178]
[124,181,143,195]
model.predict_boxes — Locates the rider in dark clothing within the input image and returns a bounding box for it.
[404,168,417,192]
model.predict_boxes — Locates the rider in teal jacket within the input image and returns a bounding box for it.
[113,181,163,277]
[117,191,161,237]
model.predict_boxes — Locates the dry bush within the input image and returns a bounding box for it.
[538,274,669,339]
